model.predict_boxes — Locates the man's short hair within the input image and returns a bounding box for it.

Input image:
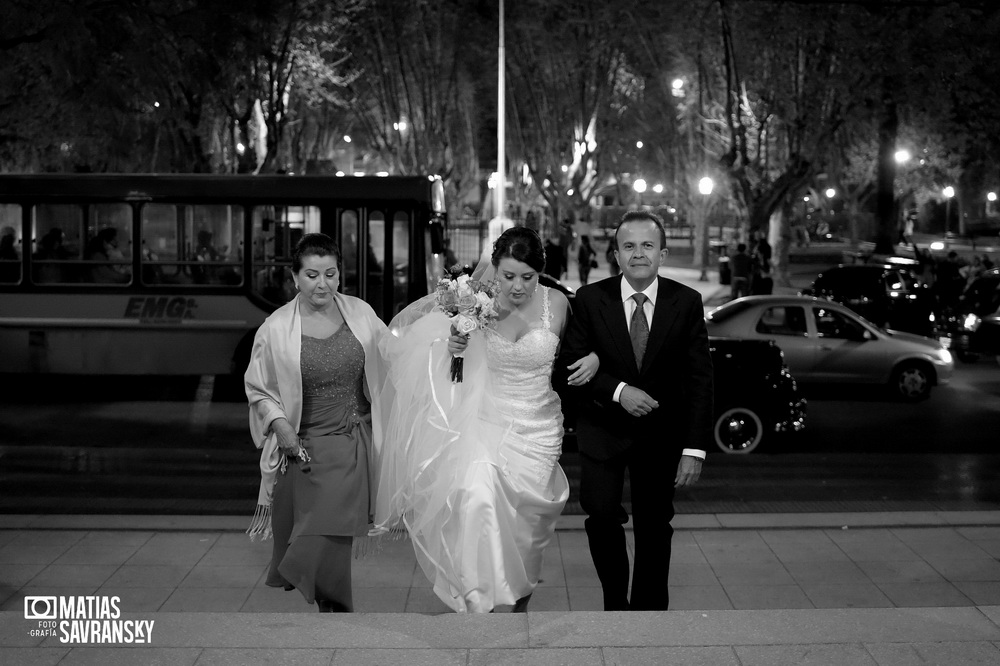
[613,211,667,250]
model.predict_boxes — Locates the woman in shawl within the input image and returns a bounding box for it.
[244,233,387,612]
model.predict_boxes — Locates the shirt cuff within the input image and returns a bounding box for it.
[612,382,626,403]
[682,449,706,460]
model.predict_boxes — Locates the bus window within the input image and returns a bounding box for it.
[392,211,410,315]
[340,209,359,297]
[32,204,83,284]
[141,203,243,286]
[83,203,132,285]
[250,205,320,306]
[0,204,21,284]
[187,204,242,285]
[367,211,385,316]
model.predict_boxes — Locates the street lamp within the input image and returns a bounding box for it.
[894,149,911,164]
[943,186,955,236]
[633,178,647,208]
[698,177,714,281]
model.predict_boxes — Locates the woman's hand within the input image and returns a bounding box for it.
[447,325,470,356]
[567,351,600,386]
[272,418,301,457]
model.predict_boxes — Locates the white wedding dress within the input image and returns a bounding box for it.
[374,286,569,613]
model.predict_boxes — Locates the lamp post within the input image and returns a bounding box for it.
[697,176,714,282]
[633,178,647,208]
[943,186,955,237]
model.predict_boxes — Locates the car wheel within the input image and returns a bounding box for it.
[892,362,932,401]
[714,407,764,454]
[956,350,979,363]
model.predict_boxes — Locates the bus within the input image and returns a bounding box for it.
[0,174,447,375]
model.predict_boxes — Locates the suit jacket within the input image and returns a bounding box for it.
[560,275,714,461]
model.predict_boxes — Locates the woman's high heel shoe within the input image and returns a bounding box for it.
[512,594,532,613]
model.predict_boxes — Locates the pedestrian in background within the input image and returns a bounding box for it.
[605,238,620,276]
[729,243,752,300]
[577,235,597,285]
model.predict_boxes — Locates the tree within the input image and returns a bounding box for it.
[342,0,484,220]
[504,0,647,229]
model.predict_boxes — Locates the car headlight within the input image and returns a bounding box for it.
[940,348,953,364]
[962,313,981,332]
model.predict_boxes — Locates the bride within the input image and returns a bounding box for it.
[374,226,597,613]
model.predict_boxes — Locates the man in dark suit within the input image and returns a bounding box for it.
[560,210,714,611]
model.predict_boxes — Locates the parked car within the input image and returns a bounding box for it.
[708,337,806,454]
[705,295,953,401]
[939,268,1000,363]
[801,263,938,338]
[543,275,806,455]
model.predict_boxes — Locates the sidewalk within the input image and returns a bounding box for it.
[3,512,1000,662]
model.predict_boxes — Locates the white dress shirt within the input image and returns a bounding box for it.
[612,278,706,461]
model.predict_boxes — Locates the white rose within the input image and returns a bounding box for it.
[475,291,493,308]
[452,313,479,334]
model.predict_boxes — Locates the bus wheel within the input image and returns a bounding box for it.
[714,407,764,454]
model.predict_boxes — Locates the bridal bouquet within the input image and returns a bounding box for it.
[435,265,497,382]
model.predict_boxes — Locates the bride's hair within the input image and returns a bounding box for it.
[492,226,545,272]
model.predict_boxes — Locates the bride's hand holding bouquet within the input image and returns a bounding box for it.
[436,266,497,382]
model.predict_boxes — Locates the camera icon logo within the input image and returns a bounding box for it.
[24,596,58,620]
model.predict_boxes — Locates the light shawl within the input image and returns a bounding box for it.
[244,292,387,541]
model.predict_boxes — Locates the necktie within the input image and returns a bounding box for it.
[630,293,649,368]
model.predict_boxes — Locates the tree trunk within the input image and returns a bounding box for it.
[874,93,898,255]
[768,202,794,288]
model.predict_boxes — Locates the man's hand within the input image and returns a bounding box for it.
[674,455,703,488]
[619,385,659,417]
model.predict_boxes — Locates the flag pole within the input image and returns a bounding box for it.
[496,0,506,222]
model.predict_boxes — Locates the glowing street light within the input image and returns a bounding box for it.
[697,177,714,281]
[825,188,836,199]
[653,183,664,194]
[894,149,911,164]
[987,192,997,202]
[943,186,955,235]
[636,140,643,149]
[343,135,352,143]
[633,178,647,194]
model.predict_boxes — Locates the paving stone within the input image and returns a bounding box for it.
[28,566,118,588]
[876,582,973,607]
[93,587,175,613]
[723,585,814,610]
[53,546,139,567]
[103,566,193,589]
[161,588,253,612]
[192,648,331,665]
[0,545,74,566]
[0,647,71,665]
[712,561,796,587]
[954,582,1000,605]
[527,608,1000,647]
[602,646,739,666]
[799,583,894,609]
[784,561,871,586]
[468,647,602,665]
[179,566,266,589]
[864,641,1000,666]
[353,587,409,613]
[853,560,946,584]
[668,585,734,611]
[56,647,202,665]
[331,648,466,665]
[734,643,876,665]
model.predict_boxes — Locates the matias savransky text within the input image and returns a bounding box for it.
[24,595,154,644]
